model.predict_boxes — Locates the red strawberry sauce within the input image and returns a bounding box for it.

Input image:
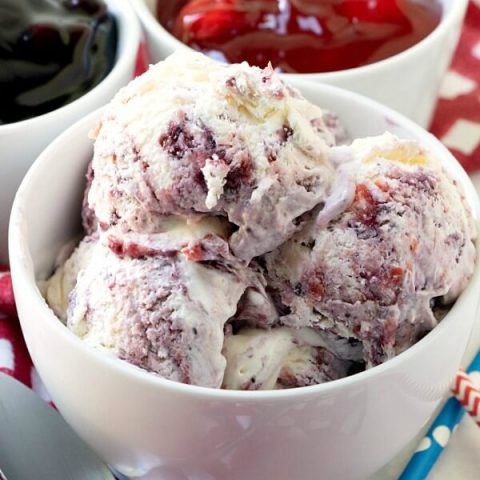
[156,0,442,74]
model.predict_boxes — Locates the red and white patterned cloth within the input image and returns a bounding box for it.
[0,270,52,401]
[430,0,480,174]
[1,0,480,462]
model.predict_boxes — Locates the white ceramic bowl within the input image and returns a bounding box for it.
[132,0,467,129]
[0,0,141,263]
[9,82,480,480]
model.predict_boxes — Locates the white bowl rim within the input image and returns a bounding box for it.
[131,0,468,80]
[0,0,141,134]
[10,79,480,402]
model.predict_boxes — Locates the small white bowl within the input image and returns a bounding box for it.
[132,0,467,129]
[0,0,141,263]
[9,81,480,480]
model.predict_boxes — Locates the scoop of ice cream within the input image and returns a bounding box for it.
[44,49,476,391]
[265,133,477,366]
[222,327,352,390]
[87,51,335,261]
[47,217,277,387]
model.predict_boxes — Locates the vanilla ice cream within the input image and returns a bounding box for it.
[222,327,355,390]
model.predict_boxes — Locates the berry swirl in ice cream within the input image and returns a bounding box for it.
[47,218,277,388]
[264,133,477,367]
[87,52,336,262]
[45,52,476,390]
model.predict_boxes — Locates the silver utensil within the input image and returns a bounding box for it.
[0,373,115,480]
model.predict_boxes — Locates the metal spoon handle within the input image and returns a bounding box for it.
[0,373,114,480]
[0,467,8,480]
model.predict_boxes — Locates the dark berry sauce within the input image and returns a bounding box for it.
[0,0,117,124]
[157,0,442,74]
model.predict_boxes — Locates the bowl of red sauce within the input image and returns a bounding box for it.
[0,0,141,263]
[132,0,468,127]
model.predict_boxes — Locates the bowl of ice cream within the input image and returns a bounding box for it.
[0,0,141,263]
[132,0,467,129]
[9,52,480,480]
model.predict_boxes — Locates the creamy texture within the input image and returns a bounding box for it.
[88,51,335,261]
[50,218,276,387]
[45,236,97,322]
[44,53,476,390]
[265,133,477,366]
[222,327,352,390]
